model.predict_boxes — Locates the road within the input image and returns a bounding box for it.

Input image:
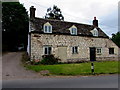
[3,74,118,88]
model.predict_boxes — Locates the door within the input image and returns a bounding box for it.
[58,47,67,62]
[90,47,96,61]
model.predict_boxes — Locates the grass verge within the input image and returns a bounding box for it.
[25,61,118,76]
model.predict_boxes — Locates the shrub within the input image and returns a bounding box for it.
[41,55,61,65]
[31,59,41,65]
[21,52,30,64]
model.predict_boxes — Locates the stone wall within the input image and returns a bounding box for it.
[30,33,119,62]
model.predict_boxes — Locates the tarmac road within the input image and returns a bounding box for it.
[3,74,118,88]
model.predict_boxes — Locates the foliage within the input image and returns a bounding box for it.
[21,52,30,64]
[2,2,29,51]
[21,52,41,65]
[111,32,120,48]
[31,59,41,65]
[41,55,61,65]
[45,5,64,21]
[26,61,118,75]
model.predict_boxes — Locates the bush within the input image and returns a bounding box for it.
[31,59,41,65]
[21,52,30,64]
[41,55,61,65]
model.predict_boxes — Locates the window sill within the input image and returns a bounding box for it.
[97,53,102,55]
[72,53,78,54]
[71,34,77,36]
[109,54,115,55]
[43,53,52,55]
[44,32,52,33]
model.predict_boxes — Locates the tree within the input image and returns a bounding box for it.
[45,5,64,21]
[111,32,120,48]
[2,2,29,51]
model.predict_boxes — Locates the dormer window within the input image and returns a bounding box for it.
[70,25,77,35]
[44,22,52,33]
[90,28,98,36]
[93,30,98,36]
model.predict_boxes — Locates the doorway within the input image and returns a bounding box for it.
[90,47,96,61]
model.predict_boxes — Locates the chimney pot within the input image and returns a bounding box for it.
[94,17,96,20]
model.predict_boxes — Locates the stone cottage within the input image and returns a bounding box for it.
[27,6,119,62]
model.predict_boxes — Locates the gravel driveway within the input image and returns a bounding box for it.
[2,52,41,80]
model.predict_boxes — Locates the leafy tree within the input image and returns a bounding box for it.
[45,5,64,21]
[2,2,29,51]
[111,32,120,48]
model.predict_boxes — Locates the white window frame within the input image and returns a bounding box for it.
[43,46,52,55]
[93,30,98,36]
[70,28,77,35]
[96,47,102,54]
[91,28,98,36]
[43,22,52,33]
[72,46,78,54]
[69,25,77,35]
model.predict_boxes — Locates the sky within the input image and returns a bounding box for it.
[19,0,119,37]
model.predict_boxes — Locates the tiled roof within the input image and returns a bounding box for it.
[30,17,109,38]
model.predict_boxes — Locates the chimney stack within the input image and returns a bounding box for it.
[93,17,98,27]
[30,6,36,19]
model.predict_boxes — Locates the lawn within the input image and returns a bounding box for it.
[25,61,118,76]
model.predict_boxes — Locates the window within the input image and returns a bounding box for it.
[91,28,98,36]
[72,46,78,54]
[44,46,52,55]
[93,30,98,36]
[71,28,77,35]
[44,22,52,33]
[96,48,102,54]
[109,48,114,54]
[44,25,52,33]
[44,26,48,32]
